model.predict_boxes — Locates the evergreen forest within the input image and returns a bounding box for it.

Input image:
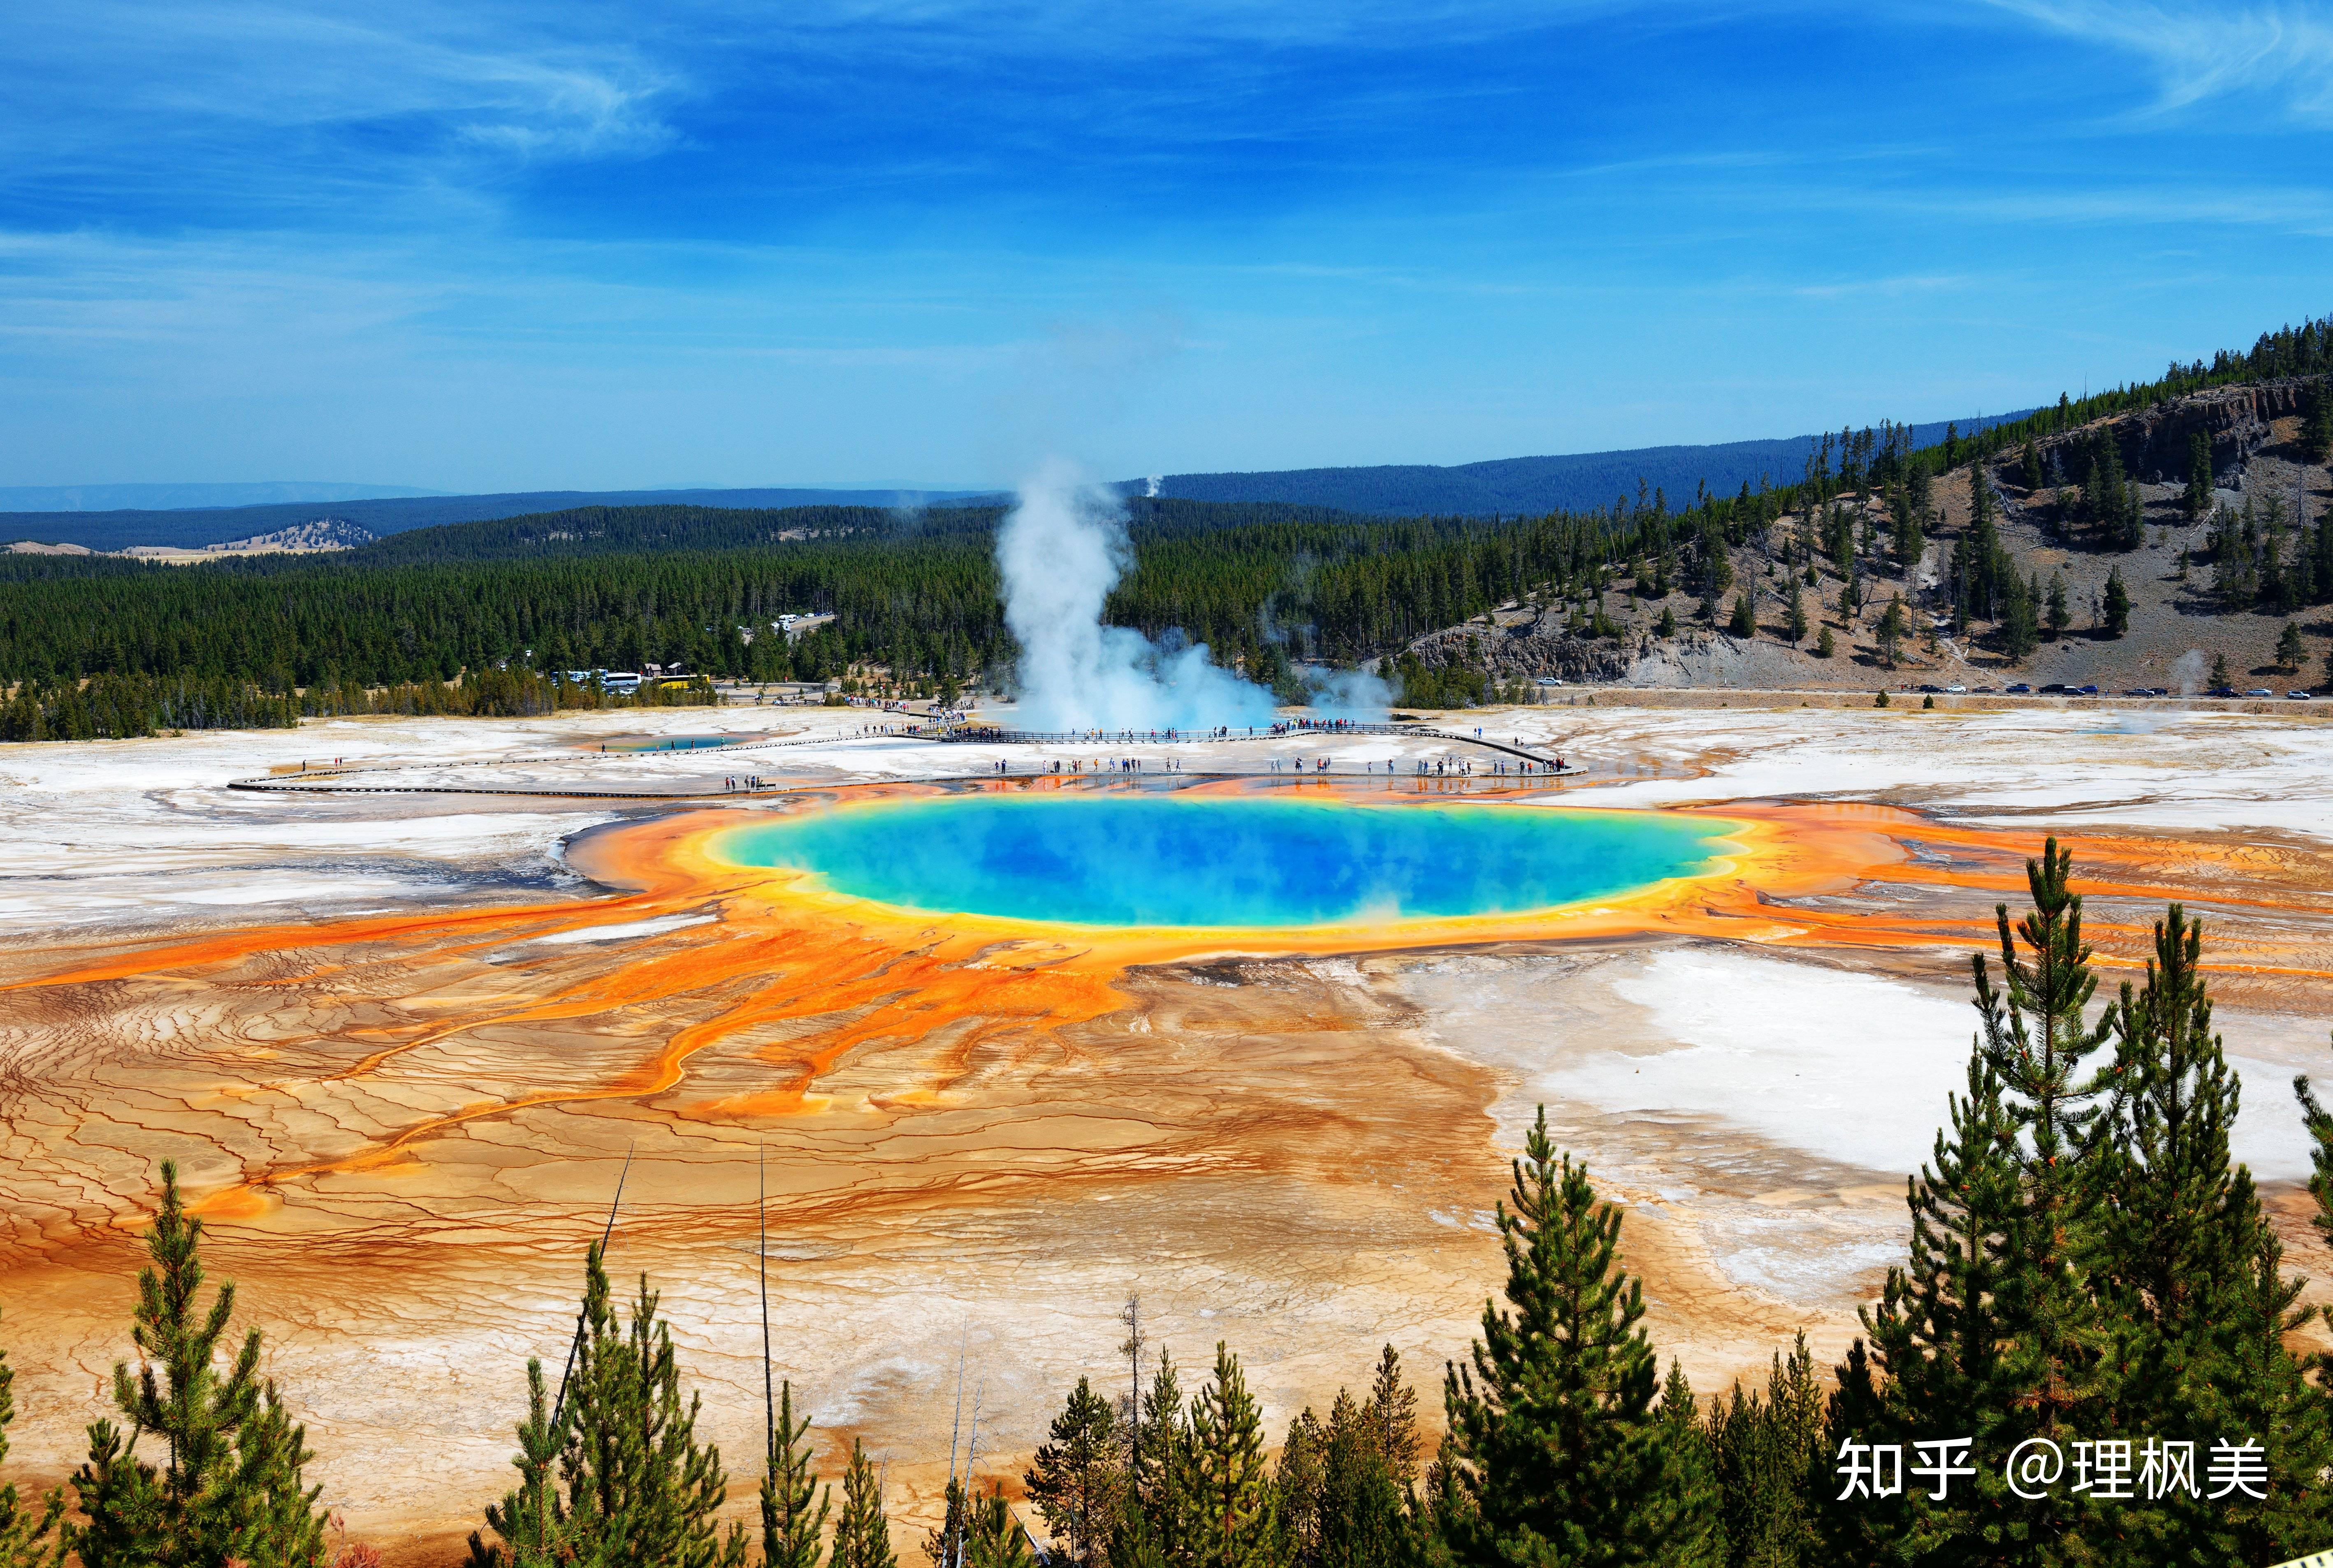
[7,848,2333,1565]
[2,315,2331,738]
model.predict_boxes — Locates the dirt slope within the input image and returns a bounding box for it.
[1405,380,2333,695]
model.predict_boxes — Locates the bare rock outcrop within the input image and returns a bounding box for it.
[1404,615,1636,683]
[2029,378,2316,487]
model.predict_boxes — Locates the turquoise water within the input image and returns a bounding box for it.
[719,794,1730,928]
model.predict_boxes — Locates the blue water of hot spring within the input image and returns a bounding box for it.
[718,793,1732,928]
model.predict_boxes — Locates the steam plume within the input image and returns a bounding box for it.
[1305,665,1393,719]
[997,460,1278,731]
[2171,648,2205,696]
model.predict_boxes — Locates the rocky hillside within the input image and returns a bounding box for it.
[1401,378,2333,695]
[118,517,377,561]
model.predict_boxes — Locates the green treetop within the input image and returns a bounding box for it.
[1433,1108,1721,1568]
[2185,430,2215,519]
[2103,567,2130,637]
[833,1440,896,1568]
[764,1381,831,1568]
[1177,1345,1275,1568]
[69,1160,327,1568]
[1025,1377,1123,1568]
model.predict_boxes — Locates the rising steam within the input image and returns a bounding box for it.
[2171,648,2205,697]
[996,460,1279,731]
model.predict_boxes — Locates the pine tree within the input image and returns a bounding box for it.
[2211,652,2230,689]
[1652,1365,1723,1567]
[965,1486,1034,1568]
[1726,591,1755,639]
[1705,1336,1823,1567]
[0,1309,65,1568]
[1435,1108,1721,1568]
[2093,907,2333,1559]
[475,1241,747,1568]
[1875,595,1906,668]
[1273,1351,1417,1568]
[2302,381,2333,465]
[1825,1041,2027,1559]
[763,1382,830,1568]
[1120,1345,1187,1568]
[2276,620,2305,671]
[833,1440,896,1568]
[1977,839,2113,1440]
[1783,585,1807,645]
[467,1360,573,1568]
[1905,462,1933,560]
[1027,1378,1124,1568]
[1968,464,1993,539]
[230,1382,328,1568]
[2185,430,2215,519]
[2046,574,2069,641]
[1275,1409,1327,1568]
[2086,430,2133,548]
[1656,606,1677,639]
[925,1479,970,1568]
[1178,1345,1275,1568]
[1830,844,2131,1559]
[2022,438,2045,493]
[1814,626,1834,659]
[69,1159,328,1568]
[1360,1349,1417,1488]
[1999,573,2038,663]
[1311,1406,1403,1568]
[2102,566,2130,638]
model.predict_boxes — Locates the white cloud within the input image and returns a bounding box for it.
[5,2,680,199]
[1984,1,2333,120]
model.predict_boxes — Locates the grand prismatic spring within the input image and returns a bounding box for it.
[715,795,1737,928]
[4,701,2333,1555]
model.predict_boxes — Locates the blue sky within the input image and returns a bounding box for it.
[6,1,2331,492]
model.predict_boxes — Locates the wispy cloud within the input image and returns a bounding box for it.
[2,2,680,236]
[1983,1,2333,119]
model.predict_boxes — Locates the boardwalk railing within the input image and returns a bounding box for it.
[936,721,1566,770]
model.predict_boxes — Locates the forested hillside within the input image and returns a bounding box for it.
[1405,322,2333,703]
[2,313,2330,734]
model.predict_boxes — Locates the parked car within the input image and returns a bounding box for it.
[2037,682,2071,694]
[2290,690,2315,700]
[2245,688,2275,698]
[2123,687,2163,697]
[1944,683,1967,694]
[2208,686,2239,697]
[2075,684,2100,696]
[1914,683,1943,694]
[2005,682,2032,694]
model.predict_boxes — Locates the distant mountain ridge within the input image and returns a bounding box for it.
[0,481,445,512]
[0,413,2050,552]
[1125,411,2039,516]
[0,485,1001,553]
